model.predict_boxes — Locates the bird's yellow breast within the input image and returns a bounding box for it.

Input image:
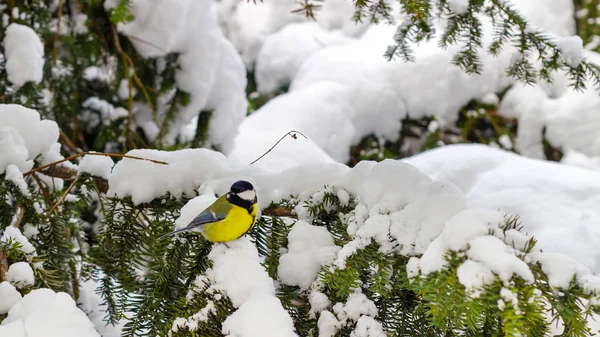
[201,204,258,242]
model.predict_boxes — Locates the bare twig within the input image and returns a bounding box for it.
[11,205,25,229]
[47,177,79,215]
[59,129,82,154]
[249,130,307,165]
[111,25,159,129]
[32,173,54,206]
[23,151,168,177]
[0,249,7,282]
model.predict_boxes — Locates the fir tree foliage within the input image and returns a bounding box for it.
[347,0,600,91]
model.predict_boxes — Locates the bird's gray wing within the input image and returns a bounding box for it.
[182,195,231,230]
[160,195,231,238]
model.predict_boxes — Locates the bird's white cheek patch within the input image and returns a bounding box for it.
[237,190,256,201]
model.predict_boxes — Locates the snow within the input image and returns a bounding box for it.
[0,104,61,174]
[456,260,494,297]
[81,97,128,126]
[255,22,353,95]
[404,144,600,273]
[3,23,44,88]
[350,316,386,337]
[217,0,368,68]
[556,35,584,67]
[448,0,470,15]
[0,281,22,314]
[561,150,600,171]
[1,226,36,255]
[317,311,340,337]
[78,154,114,179]
[200,238,297,337]
[335,292,378,323]
[467,236,534,284]
[1,288,100,337]
[113,0,247,151]
[224,0,580,170]
[78,279,124,337]
[278,220,340,290]
[309,291,331,318]
[5,164,30,196]
[221,294,297,337]
[531,252,591,289]
[6,262,35,288]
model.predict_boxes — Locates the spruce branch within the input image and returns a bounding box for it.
[379,0,600,91]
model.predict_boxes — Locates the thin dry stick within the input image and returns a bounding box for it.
[31,173,54,206]
[111,25,159,126]
[0,249,7,282]
[23,151,168,177]
[249,130,307,165]
[52,0,64,64]
[12,205,26,228]
[47,177,79,215]
[59,129,82,154]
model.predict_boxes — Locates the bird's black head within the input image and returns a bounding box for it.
[230,180,254,194]
[228,180,257,206]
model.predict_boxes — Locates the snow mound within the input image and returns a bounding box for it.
[0,288,100,337]
[6,262,35,289]
[255,22,354,95]
[278,220,340,289]
[0,104,61,174]
[217,0,369,68]
[0,282,22,314]
[404,144,600,273]
[78,154,114,179]
[3,23,44,88]
[111,0,247,151]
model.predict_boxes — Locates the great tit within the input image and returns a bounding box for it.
[161,180,258,244]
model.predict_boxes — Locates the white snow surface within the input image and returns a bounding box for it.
[278,220,340,290]
[203,238,297,337]
[112,0,247,152]
[6,262,35,289]
[0,282,22,314]
[78,154,114,179]
[404,144,600,273]
[217,0,369,68]
[3,23,44,88]
[0,288,100,337]
[0,104,61,174]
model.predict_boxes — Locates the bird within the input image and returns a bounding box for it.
[160,180,258,246]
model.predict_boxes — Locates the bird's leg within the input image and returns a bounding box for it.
[222,242,231,249]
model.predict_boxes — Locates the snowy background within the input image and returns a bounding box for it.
[2,0,600,336]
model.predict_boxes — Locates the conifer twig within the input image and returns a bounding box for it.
[52,0,64,65]
[249,130,307,165]
[23,151,168,177]
[47,177,79,215]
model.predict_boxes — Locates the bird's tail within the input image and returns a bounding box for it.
[158,227,192,239]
